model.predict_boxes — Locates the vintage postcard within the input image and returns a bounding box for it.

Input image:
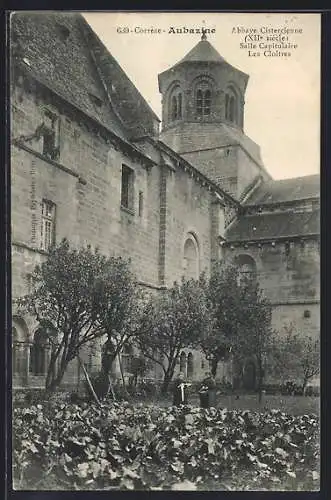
[10,11,320,491]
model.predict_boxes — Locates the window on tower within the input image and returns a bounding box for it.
[168,85,183,122]
[171,96,178,121]
[196,87,212,117]
[225,86,240,125]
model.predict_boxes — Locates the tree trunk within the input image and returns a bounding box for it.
[118,355,129,396]
[161,360,177,394]
[257,359,264,404]
[45,352,69,392]
[78,356,101,406]
[211,357,218,377]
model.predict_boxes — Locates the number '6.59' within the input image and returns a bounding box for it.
[117,27,129,34]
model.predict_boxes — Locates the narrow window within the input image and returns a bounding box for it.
[196,89,203,116]
[12,327,22,375]
[121,165,134,211]
[179,352,186,374]
[187,353,194,378]
[41,200,56,252]
[29,329,48,375]
[229,97,235,122]
[42,110,60,161]
[138,191,144,217]
[178,93,182,119]
[171,96,178,121]
[225,94,229,120]
[204,90,211,115]
[196,88,211,117]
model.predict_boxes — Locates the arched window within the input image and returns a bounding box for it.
[196,87,211,117]
[12,327,22,375]
[234,254,257,285]
[29,328,49,375]
[168,85,183,122]
[204,90,211,115]
[12,317,29,378]
[229,96,235,122]
[225,87,239,124]
[179,352,186,374]
[171,96,178,121]
[187,353,194,378]
[178,93,182,119]
[183,234,199,280]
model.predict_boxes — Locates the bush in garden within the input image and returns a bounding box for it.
[13,400,320,491]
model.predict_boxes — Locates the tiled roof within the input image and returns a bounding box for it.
[245,175,320,205]
[225,209,320,242]
[11,12,159,140]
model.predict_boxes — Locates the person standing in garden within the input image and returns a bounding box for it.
[199,371,217,408]
[172,372,190,406]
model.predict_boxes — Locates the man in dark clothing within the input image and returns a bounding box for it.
[199,372,217,408]
[172,372,190,406]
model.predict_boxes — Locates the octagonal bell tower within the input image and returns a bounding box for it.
[158,33,270,200]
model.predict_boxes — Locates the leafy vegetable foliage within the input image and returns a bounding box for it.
[13,401,319,491]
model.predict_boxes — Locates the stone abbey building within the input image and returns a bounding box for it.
[11,13,320,390]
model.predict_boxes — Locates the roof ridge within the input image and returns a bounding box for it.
[79,17,160,126]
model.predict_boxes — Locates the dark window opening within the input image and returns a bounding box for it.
[196,89,203,116]
[42,110,60,161]
[225,93,238,124]
[304,310,311,318]
[285,242,291,256]
[187,353,194,378]
[178,93,182,119]
[121,165,134,211]
[179,352,186,374]
[29,329,49,375]
[204,90,211,115]
[171,96,178,121]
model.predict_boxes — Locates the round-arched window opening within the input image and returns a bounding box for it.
[29,328,50,376]
[187,353,194,378]
[233,254,257,285]
[196,86,212,117]
[183,235,200,280]
[225,86,240,125]
[168,85,183,122]
[179,352,186,374]
[12,317,30,377]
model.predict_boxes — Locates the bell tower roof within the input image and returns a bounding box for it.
[176,37,226,66]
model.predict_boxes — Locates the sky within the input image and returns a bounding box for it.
[83,12,320,180]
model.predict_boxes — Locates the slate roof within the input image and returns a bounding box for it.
[177,39,226,65]
[225,209,320,242]
[245,174,320,205]
[159,37,247,80]
[11,12,159,140]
